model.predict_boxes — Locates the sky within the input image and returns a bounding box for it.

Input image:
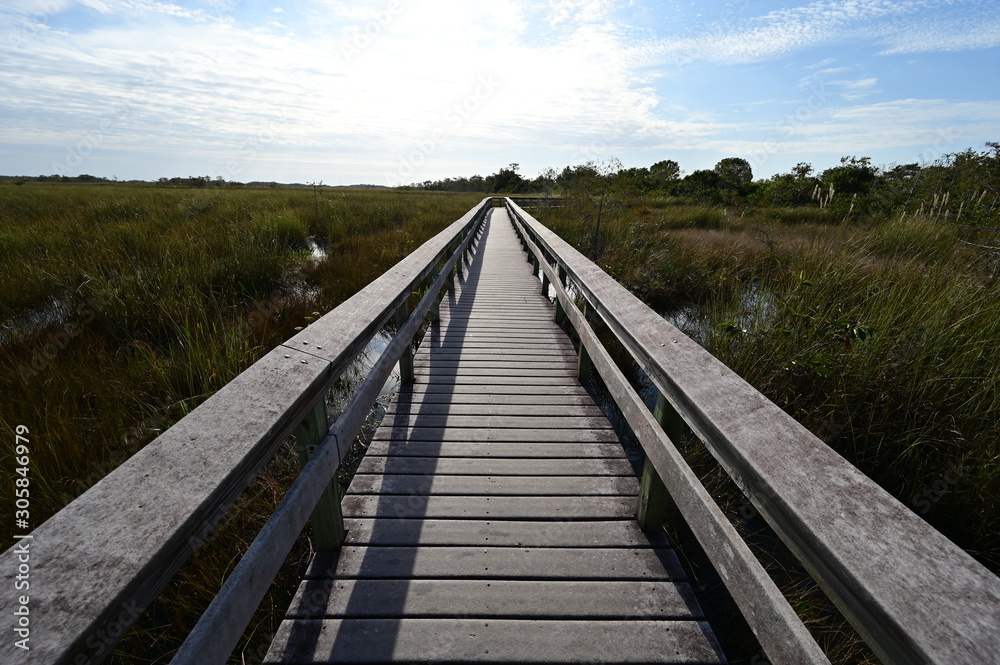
[1,0,998,186]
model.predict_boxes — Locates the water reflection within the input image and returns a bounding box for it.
[0,296,75,346]
[326,330,402,490]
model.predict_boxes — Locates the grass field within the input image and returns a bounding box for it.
[0,183,483,663]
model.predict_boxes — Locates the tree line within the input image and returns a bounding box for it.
[409,143,1000,224]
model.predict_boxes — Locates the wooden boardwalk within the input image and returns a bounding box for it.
[264,209,725,663]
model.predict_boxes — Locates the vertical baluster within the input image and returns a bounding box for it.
[577,301,595,382]
[294,400,346,551]
[395,298,415,385]
[428,268,441,322]
[555,266,568,325]
[636,392,683,531]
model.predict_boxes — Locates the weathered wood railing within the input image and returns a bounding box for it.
[0,198,492,665]
[505,197,1000,665]
[506,196,564,208]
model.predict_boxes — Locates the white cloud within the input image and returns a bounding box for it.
[877,15,1000,54]
[653,0,1000,65]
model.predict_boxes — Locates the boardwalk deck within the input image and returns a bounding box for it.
[264,209,726,664]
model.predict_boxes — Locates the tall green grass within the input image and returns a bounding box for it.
[0,184,484,663]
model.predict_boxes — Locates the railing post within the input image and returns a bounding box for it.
[577,301,595,382]
[428,268,441,322]
[636,392,684,531]
[554,266,568,325]
[555,298,565,326]
[541,270,550,301]
[294,400,346,551]
[395,299,415,384]
[446,243,457,290]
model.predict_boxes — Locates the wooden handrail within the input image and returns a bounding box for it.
[0,198,492,665]
[171,202,485,665]
[505,198,1000,665]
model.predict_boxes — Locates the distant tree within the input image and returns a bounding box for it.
[792,162,813,179]
[535,167,558,201]
[820,156,878,195]
[489,163,526,193]
[649,159,681,190]
[680,169,723,203]
[566,158,645,252]
[714,158,753,188]
[751,162,819,207]
[618,166,653,192]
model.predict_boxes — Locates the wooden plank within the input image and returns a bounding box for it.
[371,427,618,443]
[264,618,725,664]
[413,350,577,361]
[414,376,584,386]
[365,441,629,459]
[414,367,580,378]
[391,390,595,405]
[302,546,685,580]
[373,414,613,430]
[341,495,637,520]
[508,201,1000,664]
[285,579,700,619]
[384,402,605,417]
[412,359,579,370]
[341,518,666,548]
[347,473,640,496]
[356,456,634,476]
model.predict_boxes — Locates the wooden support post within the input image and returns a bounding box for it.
[428,270,440,322]
[294,400,346,551]
[555,298,566,326]
[558,265,567,287]
[577,302,594,382]
[394,300,415,384]
[636,392,684,531]
[541,271,550,300]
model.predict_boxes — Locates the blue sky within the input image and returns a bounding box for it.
[1,0,998,185]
